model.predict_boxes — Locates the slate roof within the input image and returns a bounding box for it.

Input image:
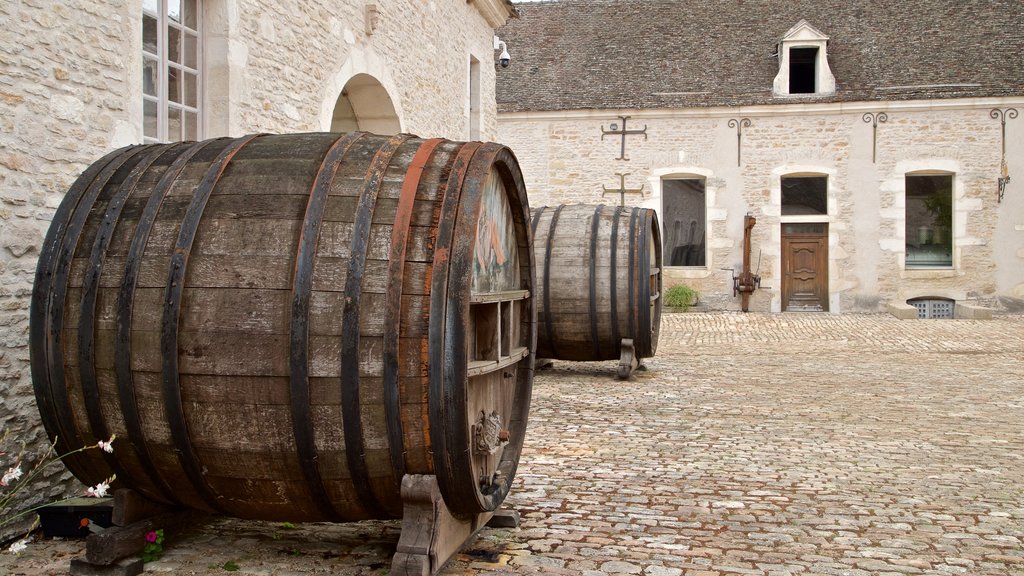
[496,0,1024,113]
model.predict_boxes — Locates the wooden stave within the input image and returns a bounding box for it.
[531,204,662,362]
[30,132,534,522]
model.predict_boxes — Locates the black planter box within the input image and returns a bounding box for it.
[37,497,113,538]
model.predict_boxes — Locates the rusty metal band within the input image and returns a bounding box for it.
[627,207,640,340]
[439,142,507,515]
[427,141,482,515]
[384,137,444,483]
[30,145,135,478]
[116,139,215,506]
[588,205,604,359]
[77,144,170,485]
[638,210,653,356]
[161,134,260,514]
[289,131,365,522]
[45,145,149,484]
[542,204,565,359]
[341,133,412,519]
[609,206,622,358]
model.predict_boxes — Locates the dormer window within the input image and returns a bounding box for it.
[773,20,835,97]
[789,48,818,93]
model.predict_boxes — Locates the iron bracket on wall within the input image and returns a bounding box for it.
[728,118,751,166]
[862,112,888,163]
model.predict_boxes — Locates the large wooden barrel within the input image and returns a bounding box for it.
[30,132,535,522]
[531,204,661,361]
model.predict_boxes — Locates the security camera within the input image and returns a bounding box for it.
[495,37,511,68]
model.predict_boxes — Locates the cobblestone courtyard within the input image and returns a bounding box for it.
[3,313,1023,575]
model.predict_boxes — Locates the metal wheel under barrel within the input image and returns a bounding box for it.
[30,132,535,573]
[531,204,661,378]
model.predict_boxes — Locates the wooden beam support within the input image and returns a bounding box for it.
[85,510,206,566]
[391,474,493,575]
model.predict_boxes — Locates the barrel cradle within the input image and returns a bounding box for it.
[30,133,536,524]
[531,204,662,377]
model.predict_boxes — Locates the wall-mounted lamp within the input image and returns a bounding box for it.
[999,159,1010,203]
[493,36,510,68]
[991,107,1017,203]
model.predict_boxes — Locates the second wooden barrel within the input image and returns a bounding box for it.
[31,132,535,521]
[531,204,662,362]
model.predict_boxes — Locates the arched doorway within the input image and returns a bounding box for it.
[330,74,400,135]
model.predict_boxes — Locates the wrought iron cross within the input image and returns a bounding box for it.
[601,116,648,161]
[602,173,645,206]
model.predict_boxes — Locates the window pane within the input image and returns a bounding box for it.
[168,0,182,22]
[167,107,182,142]
[782,176,827,215]
[183,71,197,107]
[144,98,158,139]
[183,0,197,29]
[143,56,159,97]
[184,31,197,70]
[184,111,198,141]
[143,14,158,55]
[167,25,181,64]
[167,66,181,103]
[789,47,817,94]
[905,175,953,267]
[663,179,706,266]
[143,0,159,16]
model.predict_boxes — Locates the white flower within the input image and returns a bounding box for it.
[1,466,22,487]
[8,538,29,554]
[86,480,111,498]
[96,435,116,453]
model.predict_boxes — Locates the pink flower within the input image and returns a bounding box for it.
[96,435,116,453]
[146,531,158,543]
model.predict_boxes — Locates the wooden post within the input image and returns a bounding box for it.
[391,475,493,575]
[69,489,204,575]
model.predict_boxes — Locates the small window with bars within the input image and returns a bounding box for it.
[143,0,202,143]
[908,297,955,319]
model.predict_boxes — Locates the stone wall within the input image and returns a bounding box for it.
[498,99,1024,314]
[0,0,507,541]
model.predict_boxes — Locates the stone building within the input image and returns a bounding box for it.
[0,0,514,538]
[496,0,1024,315]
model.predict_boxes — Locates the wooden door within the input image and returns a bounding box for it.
[781,223,828,312]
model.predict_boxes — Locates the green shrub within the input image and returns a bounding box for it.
[664,284,698,311]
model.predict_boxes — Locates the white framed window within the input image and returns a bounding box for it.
[143,0,202,143]
[781,175,828,215]
[905,173,953,268]
[662,178,706,267]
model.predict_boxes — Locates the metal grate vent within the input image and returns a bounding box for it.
[909,298,954,319]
